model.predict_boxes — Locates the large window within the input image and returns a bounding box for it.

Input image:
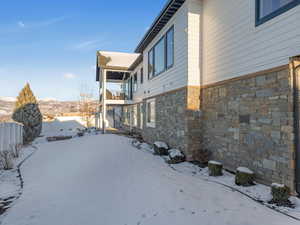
[154,37,166,75]
[148,26,174,79]
[256,0,300,25]
[146,99,155,128]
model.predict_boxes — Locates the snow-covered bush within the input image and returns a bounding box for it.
[0,150,14,170]
[235,167,255,186]
[167,149,185,164]
[208,161,223,176]
[153,141,169,155]
[10,144,22,158]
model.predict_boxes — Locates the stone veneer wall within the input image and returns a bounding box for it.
[200,67,296,189]
[141,88,188,155]
[120,87,202,160]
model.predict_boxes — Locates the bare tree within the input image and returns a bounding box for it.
[79,84,97,128]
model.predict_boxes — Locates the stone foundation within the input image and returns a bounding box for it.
[120,87,201,160]
[200,67,296,189]
[119,66,297,191]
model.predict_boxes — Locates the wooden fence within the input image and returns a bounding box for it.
[0,122,23,152]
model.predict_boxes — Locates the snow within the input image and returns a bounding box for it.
[0,145,36,200]
[168,149,184,158]
[41,119,85,138]
[0,132,299,225]
[208,160,222,166]
[154,141,168,149]
[237,167,254,174]
[272,183,286,188]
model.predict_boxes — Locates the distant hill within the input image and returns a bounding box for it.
[0,97,98,121]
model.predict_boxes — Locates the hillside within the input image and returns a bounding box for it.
[0,97,98,121]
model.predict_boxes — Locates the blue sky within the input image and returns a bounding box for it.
[0,0,166,101]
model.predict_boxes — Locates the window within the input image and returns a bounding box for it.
[133,105,137,127]
[126,77,133,100]
[148,50,154,79]
[154,37,166,75]
[124,107,129,125]
[140,68,144,84]
[148,26,174,79]
[146,99,155,128]
[256,0,300,25]
[133,73,137,92]
[139,103,143,129]
[166,27,174,68]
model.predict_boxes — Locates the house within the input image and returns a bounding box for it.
[96,0,300,194]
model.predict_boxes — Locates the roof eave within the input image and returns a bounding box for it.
[134,0,185,53]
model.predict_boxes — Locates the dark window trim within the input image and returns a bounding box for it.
[140,68,144,84]
[147,25,174,80]
[255,0,300,26]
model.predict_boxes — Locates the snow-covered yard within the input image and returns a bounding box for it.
[0,132,300,225]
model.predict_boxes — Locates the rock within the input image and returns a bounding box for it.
[132,140,142,149]
[77,131,84,137]
[269,183,292,207]
[235,167,255,186]
[208,161,223,176]
[153,141,169,155]
[167,149,185,164]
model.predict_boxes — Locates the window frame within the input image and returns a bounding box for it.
[148,49,154,79]
[133,104,138,127]
[146,99,155,128]
[255,0,300,26]
[139,103,143,129]
[153,35,166,77]
[147,25,174,79]
[166,26,174,69]
[133,73,137,92]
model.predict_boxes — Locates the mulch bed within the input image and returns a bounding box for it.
[46,136,73,142]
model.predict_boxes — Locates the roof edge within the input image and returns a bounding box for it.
[134,0,185,53]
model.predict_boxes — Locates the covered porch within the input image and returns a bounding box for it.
[96,51,141,133]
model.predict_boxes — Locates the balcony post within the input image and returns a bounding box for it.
[102,69,107,134]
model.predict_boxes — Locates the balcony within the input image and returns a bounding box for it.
[96,51,141,106]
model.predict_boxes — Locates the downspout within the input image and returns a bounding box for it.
[291,57,300,195]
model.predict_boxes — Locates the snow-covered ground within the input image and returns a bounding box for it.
[41,119,85,138]
[0,132,299,225]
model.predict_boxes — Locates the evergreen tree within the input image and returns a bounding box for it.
[15,83,38,109]
[12,83,42,143]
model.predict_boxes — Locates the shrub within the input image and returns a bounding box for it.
[12,83,42,144]
[0,150,14,170]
